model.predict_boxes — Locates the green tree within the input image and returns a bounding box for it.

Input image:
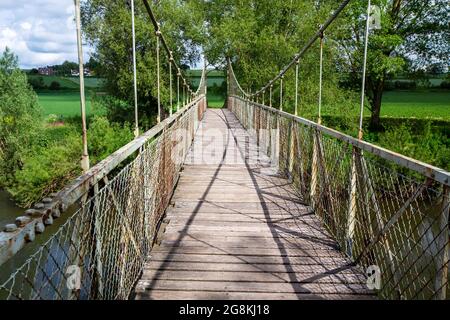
[81,0,204,129]
[0,47,43,192]
[338,0,449,130]
[193,0,358,123]
[49,81,61,90]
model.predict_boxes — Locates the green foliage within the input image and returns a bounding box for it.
[440,81,450,90]
[10,129,83,206]
[338,0,449,128]
[81,0,204,129]
[370,122,449,171]
[28,76,47,90]
[4,116,133,207]
[0,47,19,74]
[0,48,43,194]
[88,116,134,164]
[49,81,61,90]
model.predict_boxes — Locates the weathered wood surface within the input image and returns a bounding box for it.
[135,109,375,300]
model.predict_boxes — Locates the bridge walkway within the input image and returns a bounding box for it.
[134,109,375,300]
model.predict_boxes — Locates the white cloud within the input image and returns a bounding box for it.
[0,0,92,69]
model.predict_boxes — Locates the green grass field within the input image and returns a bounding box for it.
[37,90,226,117]
[28,75,105,90]
[35,80,448,122]
[379,91,450,120]
[37,91,105,117]
[207,93,226,108]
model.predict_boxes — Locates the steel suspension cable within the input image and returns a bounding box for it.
[141,0,197,112]
[169,51,173,116]
[131,0,139,137]
[280,76,284,111]
[74,0,90,173]
[269,85,273,107]
[359,0,371,140]
[156,27,161,123]
[177,71,180,111]
[318,33,324,124]
[295,59,299,116]
[239,0,351,99]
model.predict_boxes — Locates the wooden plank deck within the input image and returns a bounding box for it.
[134,109,375,300]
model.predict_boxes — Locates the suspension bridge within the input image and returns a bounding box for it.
[0,0,448,300]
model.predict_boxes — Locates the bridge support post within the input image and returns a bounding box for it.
[310,130,319,209]
[346,148,358,259]
[355,151,401,298]
[91,183,104,299]
[288,120,296,180]
[435,186,449,300]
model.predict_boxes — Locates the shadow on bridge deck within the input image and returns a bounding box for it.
[134,109,376,300]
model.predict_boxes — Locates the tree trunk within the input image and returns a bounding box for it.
[369,79,385,132]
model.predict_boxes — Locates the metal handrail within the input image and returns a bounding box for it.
[230,95,450,186]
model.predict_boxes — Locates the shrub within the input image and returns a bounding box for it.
[10,130,83,206]
[49,81,61,90]
[28,76,47,90]
[394,80,416,90]
[378,122,449,171]
[0,48,43,193]
[88,116,134,164]
[440,81,450,90]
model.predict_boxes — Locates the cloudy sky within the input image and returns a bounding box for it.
[0,0,91,69]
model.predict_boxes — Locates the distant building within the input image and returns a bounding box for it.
[38,66,54,76]
[71,68,91,77]
[84,68,92,77]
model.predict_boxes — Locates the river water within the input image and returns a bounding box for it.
[0,189,23,228]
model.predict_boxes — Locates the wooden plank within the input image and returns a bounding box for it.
[170,201,308,211]
[165,213,315,221]
[141,270,367,284]
[166,220,322,228]
[171,200,308,210]
[148,253,350,265]
[135,280,373,295]
[134,109,373,300]
[144,261,363,274]
[162,229,332,240]
[158,239,339,251]
[164,225,331,237]
[136,291,376,300]
[152,246,344,257]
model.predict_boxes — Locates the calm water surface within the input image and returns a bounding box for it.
[0,189,23,228]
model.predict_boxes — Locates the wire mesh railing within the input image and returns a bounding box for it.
[227,87,449,299]
[0,77,207,300]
